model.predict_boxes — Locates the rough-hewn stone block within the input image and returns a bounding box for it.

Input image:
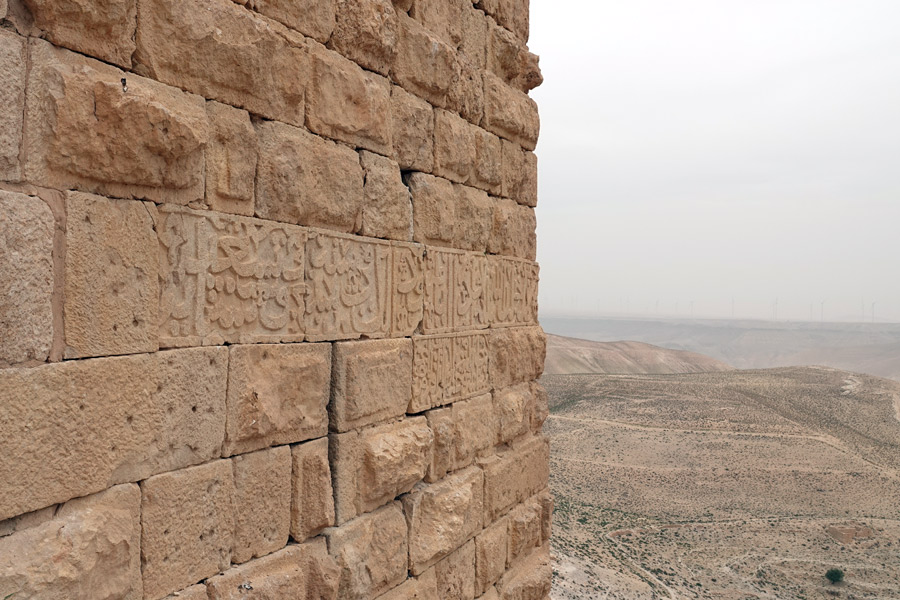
[434,539,476,600]
[391,85,434,171]
[331,0,398,76]
[488,326,544,389]
[0,484,141,600]
[496,544,551,600]
[489,198,536,260]
[538,489,552,543]
[423,248,489,333]
[434,109,477,184]
[482,73,539,151]
[141,460,235,600]
[0,191,53,366]
[394,13,458,107]
[460,6,488,69]
[225,343,331,455]
[410,0,464,45]
[330,338,413,432]
[231,446,291,563]
[64,192,157,358]
[359,150,412,241]
[486,259,539,329]
[507,498,541,565]
[454,185,494,251]
[25,40,208,204]
[378,568,440,600]
[392,241,425,336]
[0,347,227,521]
[291,438,335,542]
[426,394,494,481]
[480,435,549,522]
[493,383,531,444]
[475,516,508,595]
[245,0,335,43]
[0,31,25,182]
[501,141,537,207]
[424,406,453,482]
[449,64,485,125]
[409,172,456,247]
[411,332,490,412]
[206,101,257,216]
[477,0,529,43]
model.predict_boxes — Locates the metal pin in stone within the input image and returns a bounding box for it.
[239,582,253,590]
[121,78,128,93]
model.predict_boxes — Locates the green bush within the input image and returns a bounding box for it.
[825,568,844,584]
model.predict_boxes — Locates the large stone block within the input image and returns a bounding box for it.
[449,64,485,126]
[488,198,536,260]
[359,150,412,242]
[331,0,398,76]
[434,109,477,184]
[378,569,439,600]
[244,0,335,43]
[23,0,136,68]
[426,394,494,481]
[141,460,235,600]
[225,343,331,455]
[487,326,544,389]
[290,437,335,542]
[0,347,227,521]
[486,258,539,329]
[324,503,408,599]
[410,0,463,46]
[480,435,549,523]
[411,332,490,412]
[493,383,531,444]
[330,338,413,432]
[394,13,459,108]
[256,121,364,233]
[454,185,494,251]
[0,191,53,366]
[331,417,433,523]
[507,498,542,566]
[409,172,455,247]
[64,192,157,358]
[482,73,539,151]
[476,0,529,43]
[392,242,425,336]
[434,540,476,600]
[205,101,257,216]
[231,446,292,564]
[0,484,141,600]
[391,85,434,172]
[403,466,484,574]
[501,141,537,207]
[24,40,208,204]
[158,206,307,347]
[423,248,489,333]
[496,544,551,600]
[475,516,508,595]
[0,31,25,182]
[134,0,308,126]
[460,6,488,69]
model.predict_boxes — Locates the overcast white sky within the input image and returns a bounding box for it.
[529,0,900,322]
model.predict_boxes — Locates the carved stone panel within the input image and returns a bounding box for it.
[392,242,425,337]
[486,255,538,328]
[411,332,490,412]
[423,247,489,335]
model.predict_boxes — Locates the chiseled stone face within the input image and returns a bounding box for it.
[480,434,549,523]
[422,248,490,334]
[501,140,538,207]
[488,326,545,390]
[434,540,476,600]
[331,0,399,76]
[453,184,493,252]
[493,384,531,444]
[409,172,456,247]
[391,85,434,172]
[496,544,551,600]
[427,394,494,482]
[482,72,539,151]
[507,497,542,565]
[434,109,476,184]
[489,198,537,260]
[359,150,413,242]
[392,242,426,337]
[475,516,508,596]
[247,0,336,43]
[411,332,491,412]
[394,13,459,107]
[231,446,292,564]
[205,101,257,216]
[0,30,25,182]
[377,568,440,600]
[486,259,539,330]
[291,437,335,542]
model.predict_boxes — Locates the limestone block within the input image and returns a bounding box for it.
[378,569,439,600]
[501,141,537,207]
[205,101,257,216]
[434,540,476,600]
[231,446,292,563]
[307,43,392,155]
[158,206,308,347]
[424,406,453,482]
[473,129,502,193]
[409,172,455,247]
[330,338,413,432]
[0,0,6,20]
[0,347,227,521]
[391,85,434,171]
[64,192,157,358]
[324,503,408,599]
[359,150,413,241]
[256,121,364,233]
[486,259,539,329]
[248,0,335,43]
[493,384,531,444]
[24,40,208,204]
[434,109,476,184]
[487,326,544,389]
[454,185,493,251]
[483,73,539,151]
[394,13,459,108]
[480,588,500,600]
[403,466,484,574]
[530,381,549,431]
[331,0,398,76]
[411,332,490,412]
[507,498,541,565]
[488,198,536,260]
[426,394,494,482]
[0,191,53,365]
[163,585,207,600]
[0,31,25,182]
[475,516,508,595]
[496,545,551,600]
[141,460,235,600]
[331,417,432,523]
[23,0,136,68]
[460,6,488,69]
[134,0,307,126]
[410,0,464,46]
[476,0,529,43]
[225,343,331,455]
[290,438,335,541]
[449,63,485,125]
[480,435,549,522]
[0,484,141,600]
[487,19,520,85]
[392,241,425,336]
[423,248,489,333]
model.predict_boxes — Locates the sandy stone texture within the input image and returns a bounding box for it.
[359,151,412,241]
[244,0,335,43]
[454,184,494,251]
[488,326,545,389]
[496,544,551,600]
[205,101,257,216]
[482,72,539,151]
[394,13,459,108]
[140,460,235,600]
[501,141,537,207]
[493,383,532,444]
[64,192,157,358]
[480,435,549,523]
[0,484,142,600]
[410,0,464,46]
[331,0,399,76]
[486,258,539,329]
[231,446,291,563]
[477,0,529,43]
[422,248,489,333]
[409,173,456,247]
[434,109,477,184]
[0,191,53,366]
[225,343,331,455]
[507,498,542,565]
[290,438,335,542]
[163,585,207,600]
[0,30,25,182]
[392,241,426,336]
[391,85,434,171]
[476,516,509,595]
[378,568,440,600]
[426,393,495,482]
[489,197,537,260]
[434,540,476,600]
[411,333,491,412]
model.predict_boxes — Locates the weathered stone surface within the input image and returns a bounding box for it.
[331,0,398,76]
[25,40,208,204]
[493,383,531,444]
[256,121,364,233]
[411,332,490,412]
[64,192,157,358]
[486,258,539,329]
[460,7,488,68]
[394,13,459,107]
[409,173,455,247]
[427,394,494,481]
[454,185,494,251]
[392,242,425,336]
[403,466,484,574]
[134,0,308,126]
[225,343,331,455]
[480,435,549,522]
[331,338,413,432]
[496,544,551,600]
[473,129,502,193]
[0,347,226,521]
[307,43,392,154]
[246,0,335,43]
[488,326,544,389]
[0,191,53,366]
[410,0,463,46]
[530,381,548,431]
[476,0,529,42]
[424,406,453,482]
[141,460,235,600]
[483,73,539,151]
[0,31,25,182]
[325,502,408,599]
[205,101,257,216]
[489,198,536,260]
[378,568,439,600]
[538,490,552,543]
[501,141,537,207]
[163,585,207,600]
[486,18,541,92]
[231,446,291,563]
[291,438,335,541]
[475,516,508,595]
[359,151,412,241]
[24,0,136,68]
[423,248,489,333]
[507,498,541,565]
[0,484,142,600]
[332,417,432,523]
[434,540,476,600]
[434,109,476,184]
[158,206,308,347]
[391,85,434,172]
[449,63,485,125]
[480,588,501,600]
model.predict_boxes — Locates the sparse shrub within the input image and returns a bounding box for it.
[825,568,844,584]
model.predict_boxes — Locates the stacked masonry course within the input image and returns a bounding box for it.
[0,0,550,598]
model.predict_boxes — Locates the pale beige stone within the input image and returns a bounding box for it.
[249,0,335,43]
[205,101,257,216]
[332,417,433,523]
[538,490,552,543]
[449,63,485,125]
[507,498,541,565]
[359,150,413,241]
[0,484,141,600]
[64,192,157,358]
[330,338,413,432]
[411,332,491,412]
[475,516,508,595]
[410,0,464,46]
[403,466,484,574]
[24,0,136,68]
[434,109,476,184]
[476,0,529,42]
[487,18,521,85]
[496,544,551,600]
[0,505,56,538]
[489,197,536,260]
[409,173,455,247]
[391,85,434,171]
[427,394,495,482]
[488,326,545,389]
[474,129,503,193]
[291,437,336,542]
[141,460,235,600]
[486,257,539,328]
[530,381,549,431]
[482,73,539,151]
[24,40,208,204]
[0,191,53,365]
[0,347,227,521]
[460,7,488,69]
[225,343,331,455]
[425,406,454,482]
[325,503,408,599]
[331,0,398,76]
[422,249,489,333]
[501,141,537,207]
[480,435,549,522]
[307,43,393,155]
[434,540,476,600]
[391,241,425,337]
[134,0,308,126]
[378,569,440,600]
[0,31,25,182]
[394,13,459,107]
[163,585,207,600]
[231,446,292,563]
[493,384,531,444]
[256,121,364,233]
[454,184,493,252]
[480,588,500,600]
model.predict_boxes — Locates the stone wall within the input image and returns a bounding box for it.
[0,0,548,598]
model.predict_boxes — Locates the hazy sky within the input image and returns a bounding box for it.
[529,0,900,322]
